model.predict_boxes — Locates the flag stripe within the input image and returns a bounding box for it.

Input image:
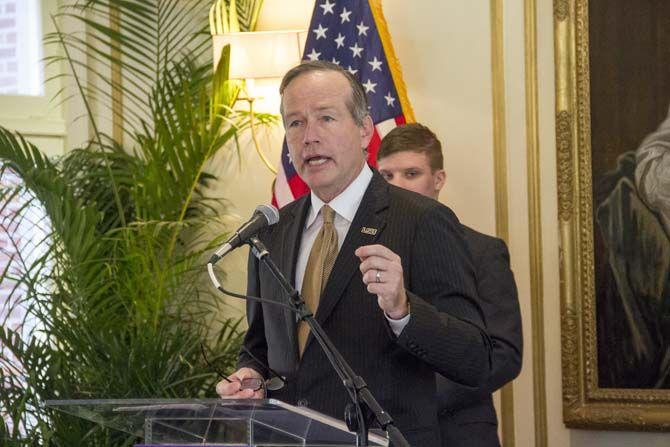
[376,117,399,139]
[288,174,310,200]
[367,127,382,167]
[274,162,296,208]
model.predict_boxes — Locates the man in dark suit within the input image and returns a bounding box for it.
[216,61,492,446]
[377,123,523,446]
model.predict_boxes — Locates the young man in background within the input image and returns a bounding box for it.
[377,123,523,447]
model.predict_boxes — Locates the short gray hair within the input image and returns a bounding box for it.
[279,60,370,126]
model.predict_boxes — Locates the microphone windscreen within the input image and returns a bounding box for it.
[256,204,279,225]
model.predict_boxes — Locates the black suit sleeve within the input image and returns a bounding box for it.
[236,250,269,378]
[395,204,492,387]
[437,235,523,408]
[477,238,522,391]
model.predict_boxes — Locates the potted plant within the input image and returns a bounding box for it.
[0,0,272,444]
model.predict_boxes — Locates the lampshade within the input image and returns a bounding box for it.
[213,30,307,79]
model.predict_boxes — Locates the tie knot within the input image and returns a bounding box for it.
[321,205,335,225]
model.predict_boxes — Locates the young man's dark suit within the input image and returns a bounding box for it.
[239,169,492,447]
[437,226,523,447]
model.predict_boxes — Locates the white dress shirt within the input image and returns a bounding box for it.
[294,163,410,335]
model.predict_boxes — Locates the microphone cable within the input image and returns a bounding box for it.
[207,262,294,312]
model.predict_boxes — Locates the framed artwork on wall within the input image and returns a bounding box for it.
[556,0,670,430]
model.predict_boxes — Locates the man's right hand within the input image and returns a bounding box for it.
[215,367,265,399]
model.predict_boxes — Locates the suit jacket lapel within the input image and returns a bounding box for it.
[304,172,390,353]
[277,194,311,363]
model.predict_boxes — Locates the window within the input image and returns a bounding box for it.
[0,0,43,96]
[0,1,50,435]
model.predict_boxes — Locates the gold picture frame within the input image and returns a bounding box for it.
[556,0,670,430]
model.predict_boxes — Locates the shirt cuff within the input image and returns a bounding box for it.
[386,312,410,337]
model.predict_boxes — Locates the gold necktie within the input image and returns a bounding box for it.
[298,205,339,356]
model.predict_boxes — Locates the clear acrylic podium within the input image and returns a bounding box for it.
[45,398,388,446]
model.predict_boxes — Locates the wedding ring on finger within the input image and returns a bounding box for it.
[375,269,382,283]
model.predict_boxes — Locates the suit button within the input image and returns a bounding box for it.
[297,399,309,407]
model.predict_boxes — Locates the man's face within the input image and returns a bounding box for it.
[282,70,374,202]
[377,150,445,200]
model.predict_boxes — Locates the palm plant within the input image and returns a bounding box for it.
[0,0,274,445]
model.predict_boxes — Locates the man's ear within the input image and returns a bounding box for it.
[359,115,375,148]
[434,169,446,194]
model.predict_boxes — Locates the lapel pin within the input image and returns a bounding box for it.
[360,226,378,235]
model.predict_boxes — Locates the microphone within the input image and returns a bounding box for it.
[208,204,279,265]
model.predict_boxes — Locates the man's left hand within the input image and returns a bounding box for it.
[355,244,409,319]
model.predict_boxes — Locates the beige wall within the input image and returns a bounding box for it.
[382,2,496,233]
[216,0,670,446]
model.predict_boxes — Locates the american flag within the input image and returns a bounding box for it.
[272,0,415,208]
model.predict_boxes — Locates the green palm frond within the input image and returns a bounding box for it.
[0,0,277,444]
[235,0,264,31]
[209,0,263,33]
[45,0,215,139]
[0,130,104,269]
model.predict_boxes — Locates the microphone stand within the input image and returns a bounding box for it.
[248,237,410,447]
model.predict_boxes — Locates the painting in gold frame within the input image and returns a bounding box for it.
[556,0,670,430]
